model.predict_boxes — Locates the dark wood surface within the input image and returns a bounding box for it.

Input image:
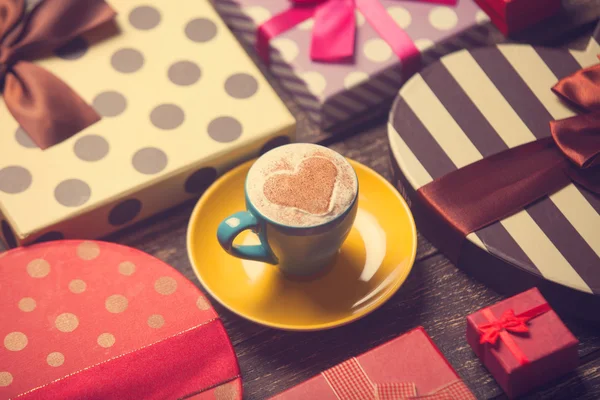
[2,2,600,399]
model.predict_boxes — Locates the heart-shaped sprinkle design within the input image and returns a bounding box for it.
[263,157,338,214]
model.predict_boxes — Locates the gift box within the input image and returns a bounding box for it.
[213,0,499,131]
[0,240,241,399]
[467,288,579,398]
[0,0,296,248]
[389,24,600,300]
[270,327,475,399]
[475,0,562,36]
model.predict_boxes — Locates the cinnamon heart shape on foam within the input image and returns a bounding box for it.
[263,157,338,214]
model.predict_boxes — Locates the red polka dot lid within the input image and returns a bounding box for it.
[0,241,241,399]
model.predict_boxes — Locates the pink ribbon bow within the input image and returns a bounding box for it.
[257,0,457,74]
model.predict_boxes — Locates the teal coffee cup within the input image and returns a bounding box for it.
[217,143,358,276]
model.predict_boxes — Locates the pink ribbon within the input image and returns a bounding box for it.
[257,0,457,75]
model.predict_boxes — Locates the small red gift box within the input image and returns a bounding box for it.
[270,327,475,399]
[467,288,579,398]
[474,0,561,35]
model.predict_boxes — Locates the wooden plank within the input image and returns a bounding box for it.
[228,254,600,399]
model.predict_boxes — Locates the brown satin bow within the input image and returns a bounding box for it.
[417,58,600,263]
[0,0,116,149]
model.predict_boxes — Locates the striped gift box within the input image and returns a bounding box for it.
[389,23,600,297]
[213,0,500,131]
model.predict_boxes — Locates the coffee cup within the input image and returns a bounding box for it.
[217,143,358,276]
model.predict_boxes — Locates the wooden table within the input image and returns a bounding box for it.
[2,2,600,399]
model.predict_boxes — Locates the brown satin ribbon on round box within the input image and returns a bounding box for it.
[388,23,600,317]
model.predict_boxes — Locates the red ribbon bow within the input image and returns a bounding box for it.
[0,0,116,149]
[321,357,475,400]
[477,303,552,365]
[417,57,600,264]
[257,0,457,74]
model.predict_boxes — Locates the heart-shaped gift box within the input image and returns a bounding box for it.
[0,240,241,399]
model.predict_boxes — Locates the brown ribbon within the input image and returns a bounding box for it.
[0,0,116,149]
[417,58,600,264]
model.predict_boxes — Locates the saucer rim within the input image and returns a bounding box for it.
[186,158,418,331]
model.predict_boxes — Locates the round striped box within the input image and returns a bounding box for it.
[388,25,600,315]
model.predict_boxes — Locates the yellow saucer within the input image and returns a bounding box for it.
[187,159,417,331]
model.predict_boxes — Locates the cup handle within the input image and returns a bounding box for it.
[217,211,278,264]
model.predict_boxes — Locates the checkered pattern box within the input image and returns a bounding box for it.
[213,0,500,130]
[0,0,296,247]
[269,327,475,399]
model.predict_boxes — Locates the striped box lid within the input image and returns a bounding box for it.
[388,23,600,297]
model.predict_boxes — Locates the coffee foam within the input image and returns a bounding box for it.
[247,143,358,227]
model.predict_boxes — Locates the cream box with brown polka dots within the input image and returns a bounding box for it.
[0,0,296,248]
[213,0,502,130]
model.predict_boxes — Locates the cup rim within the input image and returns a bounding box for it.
[244,145,359,232]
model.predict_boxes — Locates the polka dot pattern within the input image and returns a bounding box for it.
[132,148,168,174]
[0,166,32,194]
[300,71,327,95]
[77,241,100,261]
[475,10,490,24]
[118,261,136,276]
[150,104,185,130]
[47,352,65,367]
[429,7,459,30]
[363,39,393,63]
[18,297,36,312]
[243,6,271,24]
[27,259,50,278]
[355,11,365,26]
[1,0,296,291]
[129,6,161,30]
[208,117,243,143]
[154,276,177,295]
[0,372,12,387]
[92,91,127,117]
[54,179,91,207]
[69,279,87,294]
[4,332,28,351]
[55,37,88,60]
[196,296,210,310]
[168,61,201,86]
[272,38,299,63]
[184,167,217,194]
[387,6,411,29]
[15,127,37,148]
[185,18,217,42]
[298,18,314,31]
[0,241,224,397]
[74,135,109,162]
[55,313,79,332]
[97,333,116,348]
[414,39,435,51]
[147,314,165,328]
[105,294,128,313]
[111,48,145,73]
[225,73,258,99]
[108,199,142,226]
[344,71,369,90]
